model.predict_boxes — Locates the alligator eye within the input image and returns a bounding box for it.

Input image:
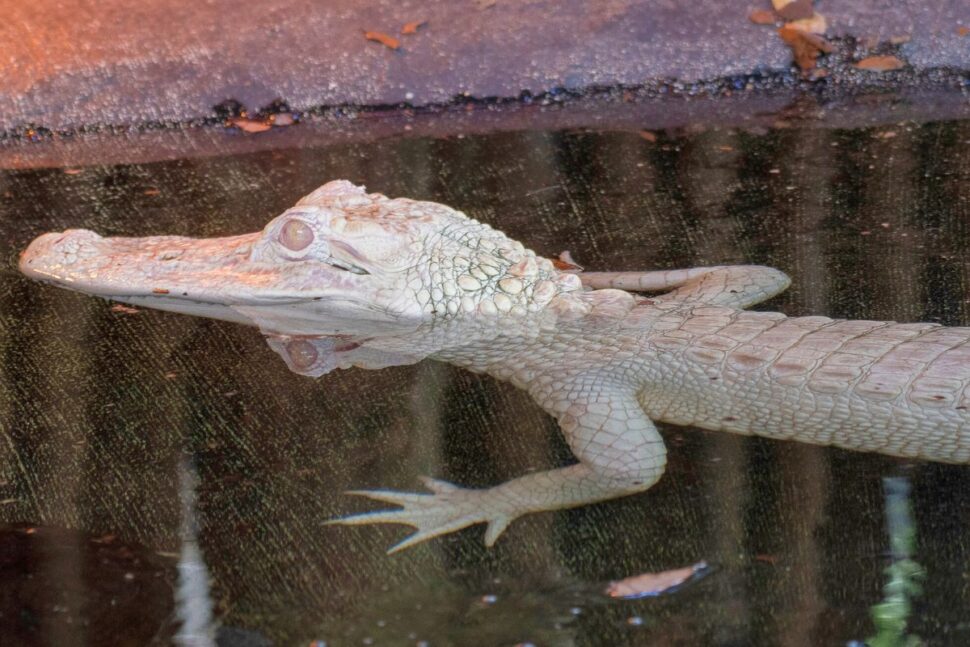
[279,219,314,251]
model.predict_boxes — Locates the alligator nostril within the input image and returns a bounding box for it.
[285,339,318,370]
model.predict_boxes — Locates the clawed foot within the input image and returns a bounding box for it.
[326,476,516,554]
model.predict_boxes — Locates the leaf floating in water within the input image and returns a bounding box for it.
[364,30,401,50]
[401,20,427,35]
[854,55,905,71]
[605,561,711,599]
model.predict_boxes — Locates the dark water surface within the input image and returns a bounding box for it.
[2,120,970,646]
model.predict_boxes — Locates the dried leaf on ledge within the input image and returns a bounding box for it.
[785,12,827,35]
[228,117,272,134]
[854,55,905,72]
[401,20,427,35]
[364,30,400,50]
[272,113,296,127]
[772,0,814,21]
[778,25,833,71]
[748,9,777,25]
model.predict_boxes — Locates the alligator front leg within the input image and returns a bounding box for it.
[329,380,666,553]
[580,265,790,309]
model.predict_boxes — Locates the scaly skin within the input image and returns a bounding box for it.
[19,180,970,553]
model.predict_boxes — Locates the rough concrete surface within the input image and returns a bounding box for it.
[1,0,968,134]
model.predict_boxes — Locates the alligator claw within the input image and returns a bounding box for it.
[327,477,515,554]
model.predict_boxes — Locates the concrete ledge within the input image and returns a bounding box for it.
[2,88,967,169]
[2,0,968,135]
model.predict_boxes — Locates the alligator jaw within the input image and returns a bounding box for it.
[20,228,310,329]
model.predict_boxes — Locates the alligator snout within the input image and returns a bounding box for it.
[19,229,104,281]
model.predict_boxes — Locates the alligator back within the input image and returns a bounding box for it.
[639,307,970,462]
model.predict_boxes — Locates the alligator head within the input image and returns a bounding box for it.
[20,180,577,373]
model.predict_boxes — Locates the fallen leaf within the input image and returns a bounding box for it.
[152,288,170,294]
[401,20,427,35]
[716,145,734,152]
[272,113,295,127]
[228,117,272,133]
[364,30,400,50]
[110,304,141,314]
[606,562,710,599]
[958,26,969,37]
[785,12,827,35]
[638,130,658,142]
[773,0,814,21]
[748,9,776,25]
[854,55,905,71]
[143,187,160,196]
[875,131,898,139]
[778,25,833,71]
[64,168,82,175]
[164,372,178,380]
[553,255,583,272]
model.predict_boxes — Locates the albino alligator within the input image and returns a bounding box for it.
[19,180,970,553]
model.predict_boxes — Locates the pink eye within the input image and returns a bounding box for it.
[279,219,314,251]
[285,340,318,370]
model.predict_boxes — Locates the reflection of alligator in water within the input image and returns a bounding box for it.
[19,180,970,553]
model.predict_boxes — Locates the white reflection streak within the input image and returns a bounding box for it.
[174,456,217,647]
